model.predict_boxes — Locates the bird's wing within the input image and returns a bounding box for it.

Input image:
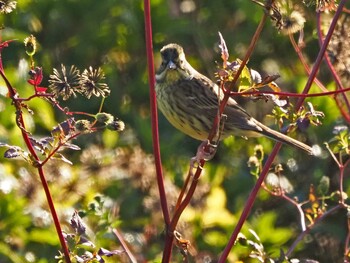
[183,74,263,137]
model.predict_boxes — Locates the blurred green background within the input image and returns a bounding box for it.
[0,0,348,262]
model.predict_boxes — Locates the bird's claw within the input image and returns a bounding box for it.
[190,140,218,172]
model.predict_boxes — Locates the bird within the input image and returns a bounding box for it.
[155,43,313,155]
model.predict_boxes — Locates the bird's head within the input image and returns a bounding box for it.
[156,43,191,83]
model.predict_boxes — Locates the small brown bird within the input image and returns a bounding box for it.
[155,43,313,155]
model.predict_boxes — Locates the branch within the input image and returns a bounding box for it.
[316,11,350,123]
[0,59,71,262]
[229,86,350,98]
[219,0,347,260]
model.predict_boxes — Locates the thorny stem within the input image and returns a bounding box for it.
[0,67,71,262]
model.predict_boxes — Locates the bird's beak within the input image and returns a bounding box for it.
[167,60,177,70]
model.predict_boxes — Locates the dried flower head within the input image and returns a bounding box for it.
[0,0,17,14]
[80,67,110,99]
[106,119,125,132]
[252,0,283,30]
[280,10,306,35]
[95,112,114,124]
[24,35,37,57]
[75,120,92,133]
[49,64,80,100]
[265,172,294,194]
[303,0,338,12]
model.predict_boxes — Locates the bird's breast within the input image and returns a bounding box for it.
[156,81,214,140]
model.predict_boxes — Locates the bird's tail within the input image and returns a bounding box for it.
[254,120,314,155]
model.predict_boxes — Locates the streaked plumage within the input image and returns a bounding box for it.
[155,43,313,155]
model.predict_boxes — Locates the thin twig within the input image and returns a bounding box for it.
[285,204,343,258]
[174,169,192,210]
[265,186,307,232]
[229,85,350,98]
[112,228,137,263]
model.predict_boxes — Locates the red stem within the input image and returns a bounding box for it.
[142,0,172,261]
[217,10,269,263]
[316,12,350,123]
[296,5,345,109]
[229,86,350,98]
[164,160,206,263]
[143,0,169,225]
[170,160,204,230]
[37,166,70,262]
[218,144,282,262]
[174,169,192,210]
[288,33,328,93]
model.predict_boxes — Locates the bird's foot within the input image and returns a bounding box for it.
[190,140,218,171]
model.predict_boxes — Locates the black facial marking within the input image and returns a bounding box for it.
[161,48,179,63]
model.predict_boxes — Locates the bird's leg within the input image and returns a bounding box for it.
[190,114,226,172]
